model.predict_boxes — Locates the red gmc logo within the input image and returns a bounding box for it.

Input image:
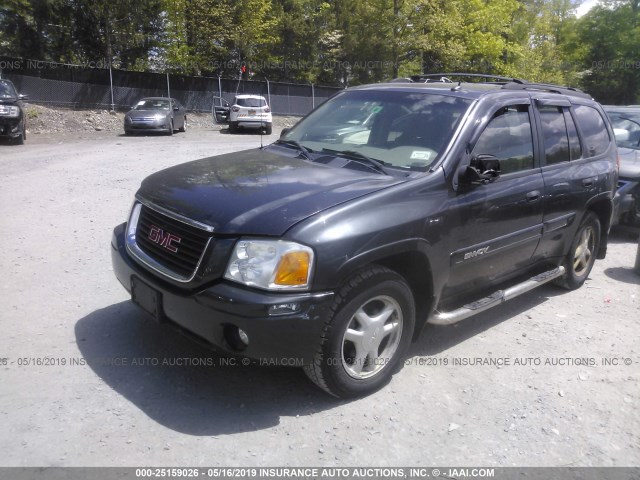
[148,225,181,253]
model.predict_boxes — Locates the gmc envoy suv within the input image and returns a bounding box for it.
[112,74,618,397]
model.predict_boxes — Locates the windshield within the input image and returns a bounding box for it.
[606,108,640,150]
[0,81,18,98]
[282,89,472,170]
[236,97,267,108]
[135,99,170,110]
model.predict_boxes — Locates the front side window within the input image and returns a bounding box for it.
[472,105,534,174]
[574,105,611,157]
[283,90,472,170]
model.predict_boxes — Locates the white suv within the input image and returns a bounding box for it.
[228,95,273,134]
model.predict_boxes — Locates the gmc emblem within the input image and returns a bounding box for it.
[148,225,181,253]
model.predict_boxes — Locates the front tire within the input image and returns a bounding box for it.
[179,116,187,132]
[167,120,174,136]
[303,266,415,398]
[555,211,600,290]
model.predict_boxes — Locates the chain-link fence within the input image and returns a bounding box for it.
[0,57,342,116]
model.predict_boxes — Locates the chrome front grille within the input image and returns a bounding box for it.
[126,202,212,282]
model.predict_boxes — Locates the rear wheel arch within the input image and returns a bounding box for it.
[585,197,613,259]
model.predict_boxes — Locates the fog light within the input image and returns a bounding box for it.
[238,328,249,346]
[268,303,301,316]
[223,325,249,351]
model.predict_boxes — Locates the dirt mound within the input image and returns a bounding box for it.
[23,103,300,135]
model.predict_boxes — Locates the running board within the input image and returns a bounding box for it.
[429,266,565,326]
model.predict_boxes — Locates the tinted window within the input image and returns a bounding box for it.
[237,98,266,107]
[564,110,582,160]
[473,105,534,174]
[539,106,570,165]
[574,105,610,157]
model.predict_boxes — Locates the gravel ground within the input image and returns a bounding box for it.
[0,125,639,468]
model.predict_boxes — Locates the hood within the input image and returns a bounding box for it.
[0,95,19,104]
[618,147,640,180]
[137,147,406,235]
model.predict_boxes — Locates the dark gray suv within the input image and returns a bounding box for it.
[112,74,618,397]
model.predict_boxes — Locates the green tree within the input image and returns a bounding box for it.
[568,1,639,103]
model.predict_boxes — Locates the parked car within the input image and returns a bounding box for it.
[604,106,640,226]
[0,79,28,145]
[112,74,618,398]
[124,97,186,136]
[228,94,272,134]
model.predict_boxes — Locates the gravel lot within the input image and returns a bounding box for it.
[1,124,639,468]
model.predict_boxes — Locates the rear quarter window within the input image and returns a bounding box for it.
[574,105,611,157]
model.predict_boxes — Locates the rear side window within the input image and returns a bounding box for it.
[539,106,570,165]
[574,105,611,157]
[539,106,583,165]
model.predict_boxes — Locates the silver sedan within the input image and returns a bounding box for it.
[124,97,187,136]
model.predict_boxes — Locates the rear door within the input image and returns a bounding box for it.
[533,98,613,261]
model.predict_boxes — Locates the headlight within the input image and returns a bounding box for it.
[224,239,314,291]
[153,113,165,121]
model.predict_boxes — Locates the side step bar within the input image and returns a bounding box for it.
[429,266,565,326]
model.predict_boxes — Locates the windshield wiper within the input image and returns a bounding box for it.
[275,139,313,161]
[321,148,391,176]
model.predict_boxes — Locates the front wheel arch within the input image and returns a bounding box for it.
[303,265,416,398]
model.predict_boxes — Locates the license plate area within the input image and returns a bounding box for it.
[248,109,256,116]
[131,276,164,322]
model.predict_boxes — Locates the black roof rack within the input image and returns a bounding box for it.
[394,72,592,99]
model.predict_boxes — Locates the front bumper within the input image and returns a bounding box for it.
[111,223,334,364]
[125,120,171,133]
[0,116,23,138]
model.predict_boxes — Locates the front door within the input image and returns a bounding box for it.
[442,102,544,302]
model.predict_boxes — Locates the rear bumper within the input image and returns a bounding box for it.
[111,223,334,364]
[233,118,272,129]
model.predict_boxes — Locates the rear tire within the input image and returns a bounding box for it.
[229,122,238,134]
[303,265,415,398]
[555,211,600,290]
[265,124,272,135]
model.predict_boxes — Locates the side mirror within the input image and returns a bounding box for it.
[173,106,179,111]
[459,154,501,186]
[280,128,290,138]
[18,94,29,101]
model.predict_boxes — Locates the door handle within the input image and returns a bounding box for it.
[526,190,541,202]
[582,178,595,188]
